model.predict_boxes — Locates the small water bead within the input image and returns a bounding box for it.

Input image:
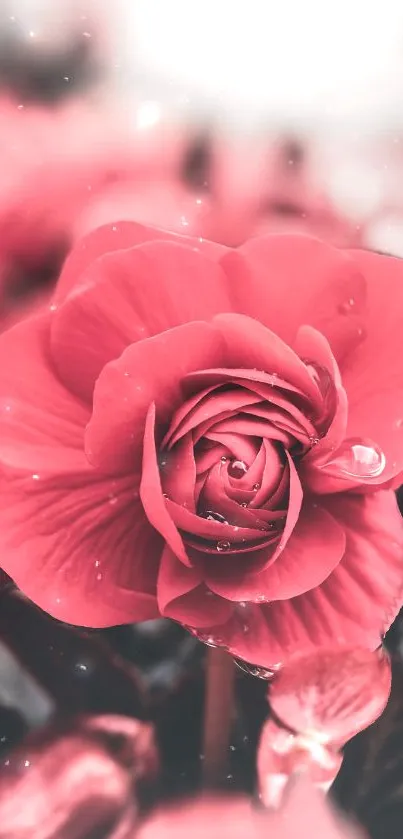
[192,631,225,648]
[326,438,386,479]
[233,658,278,679]
[216,540,231,552]
[239,502,249,508]
[220,456,228,463]
[228,459,248,479]
[204,510,228,524]
[338,297,357,315]
[253,483,261,491]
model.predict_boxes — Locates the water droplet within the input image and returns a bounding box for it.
[220,456,228,463]
[338,297,356,314]
[324,437,386,479]
[309,435,320,446]
[228,459,248,478]
[217,540,231,552]
[108,494,118,505]
[49,303,58,312]
[239,501,248,508]
[204,510,228,524]
[234,658,280,679]
[32,474,40,481]
[195,633,223,647]
[24,760,30,768]
[254,594,270,603]
[253,483,261,491]
[95,560,100,568]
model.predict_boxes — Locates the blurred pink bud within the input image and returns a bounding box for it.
[269,647,391,747]
[257,719,342,808]
[0,713,158,839]
[136,777,367,839]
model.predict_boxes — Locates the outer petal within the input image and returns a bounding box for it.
[205,491,403,666]
[0,465,161,626]
[0,316,160,626]
[86,321,225,474]
[205,499,345,602]
[52,242,232,401]
[221,235,367,361]
[55,220,226,302]
[157,547,234,627]
[0,313,89,468]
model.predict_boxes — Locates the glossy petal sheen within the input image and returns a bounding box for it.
[54,219,226,302]
[52,241,231,401]
[205,491,403,665]
[86,321,225,473]
[0,316,160,625]
[269,646,391,744]
[220,235,367,360]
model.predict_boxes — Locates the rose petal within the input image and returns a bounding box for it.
[339,249,403,486]
[140,403,190,566]
[160,433,197,511]
[0,316,160,624]
[208,490,403,665]
[221,235,367,362]
[205,499,344,602]
[269,646,391,744]
[0,314,89,469]
[52,242,232,401]
[166,498,268,544]
[213,313,322,406]
[55,220,226,302]
[157,547,234,626]
[86,321,225,473]
[164,387,261,450]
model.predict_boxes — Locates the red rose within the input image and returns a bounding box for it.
[0,222,402,666]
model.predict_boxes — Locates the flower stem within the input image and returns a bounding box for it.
[202,646,235,787]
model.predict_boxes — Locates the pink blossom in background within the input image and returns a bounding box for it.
[136,777,367,839]
[0,714,158,839]
[257,647,391,807]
